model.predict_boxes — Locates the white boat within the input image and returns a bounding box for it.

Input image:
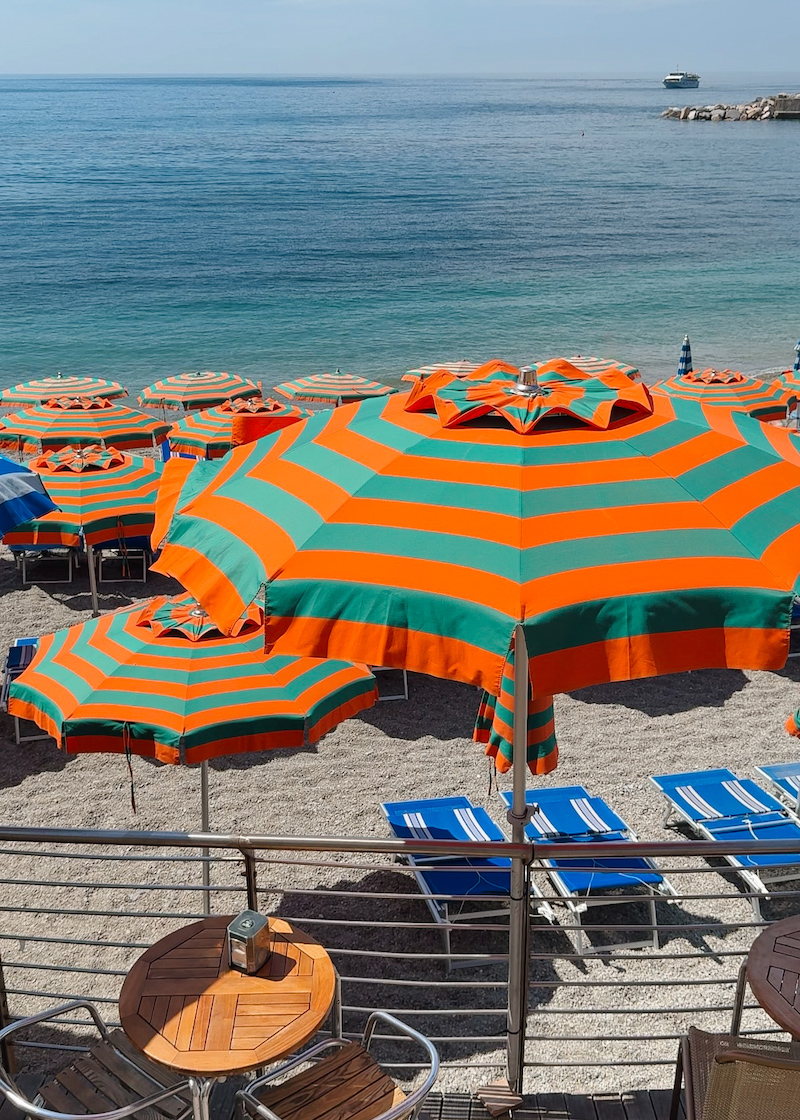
[663,71,700,89]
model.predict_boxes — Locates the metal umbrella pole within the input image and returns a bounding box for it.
[200,760,211,915]
[86,543,100,617]
[505,622,532,1095]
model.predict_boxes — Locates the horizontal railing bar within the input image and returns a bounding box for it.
[522,1005,740,1015]
[0,847,234,864]
[1,961,128,976]
[523,1059,673,1067]
[0,878,242,892]
[0,905,207,920]
[5,823,800,859]
[0,933,148,950]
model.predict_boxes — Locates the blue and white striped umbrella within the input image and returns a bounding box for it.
[793,340,800,375]
[0,455,58,536]
[677,334,693,378]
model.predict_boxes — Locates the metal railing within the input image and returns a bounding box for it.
[0,824,799,1094]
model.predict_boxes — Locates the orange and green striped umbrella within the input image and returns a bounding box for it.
[0,398,168,454]
[153,360,800,750]
[2,374,127,403]
[4,445,163,548]
[651,368,792,419]
[138,371,259,409]
[401,361,481,384]
[274,370,396,404]
[8,594,378,766]
[168,397,312,459]
[564,356,640,381]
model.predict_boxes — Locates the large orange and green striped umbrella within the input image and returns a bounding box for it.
[153,360,800,746]
[8,594,378,766]
[564,356,640,381]
[4,446,163,549]
[651,368,792,419]
[1,374,126,403]
[274,370,396,404]
[168,397,312,459]
[401,361,481,384]
[138,371,259,410]
[0,398,168,454]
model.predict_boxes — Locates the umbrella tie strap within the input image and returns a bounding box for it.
[123,724,137,814]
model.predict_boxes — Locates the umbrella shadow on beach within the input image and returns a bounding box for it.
[0,721,69,789]
[569,669,749,717]
[269,866,566,1067]
[358,673,479,741]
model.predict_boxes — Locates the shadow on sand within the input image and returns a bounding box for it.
[570,668,749,718]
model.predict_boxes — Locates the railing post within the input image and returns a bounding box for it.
[242,849,258,911]
[506,624,532,1096]
[0,948,17,1075]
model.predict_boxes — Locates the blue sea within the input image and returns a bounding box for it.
[2,73,800,394]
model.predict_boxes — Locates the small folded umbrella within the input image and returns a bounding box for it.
[0,455,59,536]
[168,397,312,459]
[138,371,259,410]
[474,642,557,776]
[677,334,693,377]
[0,398,168,454]
[1,374,126,404]
[274,370,396,404]
[4,445,163,615]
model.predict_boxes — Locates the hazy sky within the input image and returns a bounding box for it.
[2,0,798,76]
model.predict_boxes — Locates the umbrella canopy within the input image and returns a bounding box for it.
[4,445,163,549]
[1,374,126,404]
[401,361,482,384]
[168,396,312,459]
[8,594,378,765]
[152,359,800,711]
[0,398,169,454]
[564,356,640,381]
[651,368,792,419]
[677,334,693,377]
[138,371,259,410]
[274,370,396,404]
[0,455,59,536]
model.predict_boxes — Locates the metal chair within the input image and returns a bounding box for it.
[237,1012,438,1120]
[0,1000,193,1120]
[671,1025,800,1120]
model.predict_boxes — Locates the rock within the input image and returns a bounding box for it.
[711,110,725,121]
[762,109,772,119]
[680,106,690,120]
[687,109,697,120]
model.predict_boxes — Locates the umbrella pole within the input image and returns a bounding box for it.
[86,544,100,617]
[201,760,211,915]
[506,623,531,1096]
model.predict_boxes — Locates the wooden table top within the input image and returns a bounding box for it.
[747,914,800,1039]
[119,916,336,1076]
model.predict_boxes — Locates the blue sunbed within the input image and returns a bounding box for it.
[651,767,800,919]
[1,637,46,744]
[755,762,800,814]
[499,786,675,953]
[382,796,553,970]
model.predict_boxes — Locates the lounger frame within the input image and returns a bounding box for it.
[651,769,800,921]
[381,797,554,971]
[501,787,675,955]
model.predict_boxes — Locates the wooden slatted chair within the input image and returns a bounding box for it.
[671,1026,800,1120]
[237,1012,438,1120]
[0,1000,194,1120]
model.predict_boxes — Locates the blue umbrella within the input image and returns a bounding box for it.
[793,341,800,376]
[677,334,693,378]
[0,455,58,536]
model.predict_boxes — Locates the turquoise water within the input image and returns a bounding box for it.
[2,74,800,393]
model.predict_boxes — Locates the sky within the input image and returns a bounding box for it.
[1,0,798,76]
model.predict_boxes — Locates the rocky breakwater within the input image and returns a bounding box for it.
[662,93,800,121]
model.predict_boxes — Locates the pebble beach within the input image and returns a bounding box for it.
[1,544,799,1093]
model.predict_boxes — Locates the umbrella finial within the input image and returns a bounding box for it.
[515,365,541,396]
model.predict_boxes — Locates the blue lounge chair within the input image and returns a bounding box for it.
[381,796,553,970]
[755,762,800,814]
[1,637,46,744]
[651,767,800,919]
[499,786,675,953]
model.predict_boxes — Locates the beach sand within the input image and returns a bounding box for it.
[0,546,799,1094]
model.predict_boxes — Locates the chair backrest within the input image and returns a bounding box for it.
[656,775,781,823]
[704,1045,800,1120]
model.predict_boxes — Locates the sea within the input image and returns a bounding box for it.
[2,73,800,395]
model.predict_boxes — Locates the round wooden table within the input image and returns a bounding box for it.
[746,914,800,1038]
[119,916,336,1119]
